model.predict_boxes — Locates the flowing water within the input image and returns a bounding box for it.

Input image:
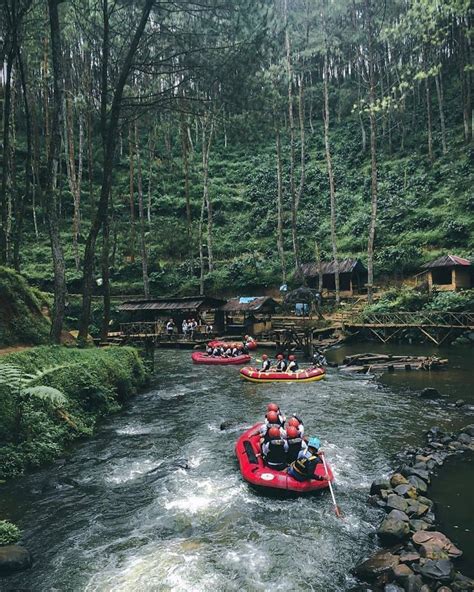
[0,346,472,592]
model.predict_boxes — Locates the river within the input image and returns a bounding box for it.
[1,345,472,591]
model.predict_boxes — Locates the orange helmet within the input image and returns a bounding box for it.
[286,426,299,439]
[267,403,279,412]
[262,354,268,360]
[268,427,281,439]
[288,417,300,428]
[288,355,295,361]
[277,354,284,360]
[267,411,279,424]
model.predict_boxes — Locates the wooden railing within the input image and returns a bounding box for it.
[341,311,474,328]
[119,321,211,340]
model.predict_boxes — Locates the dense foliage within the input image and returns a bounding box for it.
[0,346,147,479]
[0,520,21,546]
[0,267,50,346]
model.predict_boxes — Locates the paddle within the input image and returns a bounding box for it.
[320,451,342,518]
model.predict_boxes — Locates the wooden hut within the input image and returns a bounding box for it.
[220,296,278,335]
[418,255,472,292]
[300,258,367,298]
[118,296,226,335]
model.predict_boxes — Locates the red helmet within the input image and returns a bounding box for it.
[267,402,279,412]
[266,411,279,424]
[288,417,300,428]
[288,355,295,361]
[268,427,281,439]
[277,354,284,360]
[286,426,299,439]
[262,354,268,360]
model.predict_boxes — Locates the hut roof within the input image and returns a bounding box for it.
[301,258,366,277]
[118,296,225,312]
[284,286,317,305]
[220,296,278,313]
[422,255,471,269]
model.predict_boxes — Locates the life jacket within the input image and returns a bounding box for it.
[264,439,287,468]
[288,361,299,371]
[286,437,303,464]
[261,360,271,372]
[291,454,319,479]
[276,360,287,372]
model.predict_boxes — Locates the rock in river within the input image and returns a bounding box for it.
[387,494,409,512]
[390,473,409,487]
[420,388,441,399]
[370,478,391,496]
[353,549,400,580]
[377,517,410,543]
[0,545,33,575]
[419,559,454,582]
[408,475,428,493]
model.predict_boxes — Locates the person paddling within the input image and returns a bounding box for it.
[287,354,299,372]
[288,415,304,437]
[285,426,307,464]
[275,354,287,372]
[288,437,324,481]
[262,427,288,471]
[261,354,271,372]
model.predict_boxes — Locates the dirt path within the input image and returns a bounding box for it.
[0,345,32,356]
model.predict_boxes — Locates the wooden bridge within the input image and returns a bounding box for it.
[341,311,474,345]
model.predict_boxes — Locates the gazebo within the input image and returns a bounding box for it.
[418,255,472,292]
[220,296,278,335]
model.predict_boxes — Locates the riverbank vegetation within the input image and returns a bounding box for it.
[0,346,147,480]
[0,0,472,343]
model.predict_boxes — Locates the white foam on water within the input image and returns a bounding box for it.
[115,424,153,436]
[163,477,236,515]
[105,459,161,484]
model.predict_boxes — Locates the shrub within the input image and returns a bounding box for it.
[0,520,21,546]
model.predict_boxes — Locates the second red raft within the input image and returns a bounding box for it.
[192,351,251,365]
[235,423,334,493]
[240,366,326,383]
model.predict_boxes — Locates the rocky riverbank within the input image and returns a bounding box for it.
[355,425,474,591]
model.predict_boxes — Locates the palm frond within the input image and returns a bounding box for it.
[0,364,24,390]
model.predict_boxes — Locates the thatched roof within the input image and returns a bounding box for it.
[284,286,317,305]
[422,255,471,269]
[301,258,366,277]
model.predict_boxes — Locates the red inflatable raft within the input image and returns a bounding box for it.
[208,339,257,351]
[240,366,326,383]
[235,424,334,493]
[191,351,251,365]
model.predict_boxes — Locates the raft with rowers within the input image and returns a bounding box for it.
[240,350,327,383]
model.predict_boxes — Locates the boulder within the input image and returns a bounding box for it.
[354,550,400,580]
[394,484,417,498]
[406,501,430,517]
[410,519,431,532]
[391,473,409,487]
[457,433,472,446]
[399,551,421,563]
[452,573,474,591]
[417,496,434,508]
[419,543,450,561]
[462,425,474,437]
[0,545,33,575]
[420,388,441,399]
[406,468,431,483]
[378,517,410,543]
[408,475,428,493]
[387,494,409,512]
[454,400,465,408]
[437,587,452,592]
[412,531,462,559]
[388,509,410,522]
[392,563,414,583]
[419,559,454,582]
[371,478,391,496]
[404,574,426,591]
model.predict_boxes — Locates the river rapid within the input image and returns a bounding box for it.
[1,345,472,592]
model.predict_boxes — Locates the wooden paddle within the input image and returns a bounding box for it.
[320,451,342,518]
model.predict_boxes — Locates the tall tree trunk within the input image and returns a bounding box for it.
[147,131,155,224]
[285,0,298,274]
[135,123,149,297]
[201,113,214,273]
[100,215,111,341]
[13,48,32,271]
[46,0,67,342]
[323,53,340,305]
[275,118,286,284]
[181,111,193,269]
[434,72,447,154]
[79,0,154,341]
[199,194,206,295]
[1,39,15,265]
[365,0,378,305]
[294,72,305,278]
[128,124,136,263]
[425,76,433,162]
[460,20,472,143]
